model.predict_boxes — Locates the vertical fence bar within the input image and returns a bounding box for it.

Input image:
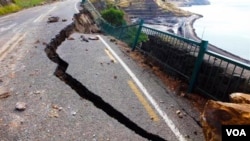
[188,40,208,93]
[132,19,144,51]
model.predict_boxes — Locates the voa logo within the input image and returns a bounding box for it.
[226,129,246,136]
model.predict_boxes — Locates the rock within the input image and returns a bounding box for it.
[49,109,59,118]
[201,100,250,141]
[0,92,10,99]
[15,102,27,111]
[34,40,40,44]
[67,37,75,40]
[71,111,76,116]
[230,93,250,104]
[176,110,181,115]
[33,90,41,94]
[47,16,60,23]
[110,38,116,42]
[42,42,48,46]
[176,110,183,118]
[0,87,10,99]
[80,35,88,42]
[180,92,186,97]
[62,19,67,22]
[88,36,99,40]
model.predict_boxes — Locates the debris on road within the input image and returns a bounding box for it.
[34,40,40,44]
[110,38,116,42]
[71,111,76,116]
[67,37,75,40]
[42,42,48,46]
[88,36,99,40]
[176,110,183,118]
[33,90,41,94]
[80,35,88,42]
[47,16,60,23]
[62,19,67,22]
[52,104,63,111]
[49,109,59,118]
[15,102,27,111]
[0,91,10,99]
[0,87,10,99]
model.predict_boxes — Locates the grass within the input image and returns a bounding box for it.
[0,0,46,16]
[14,0,45,8]
[0,4,21,15]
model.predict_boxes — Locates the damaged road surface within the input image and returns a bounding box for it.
[0,0,204,140]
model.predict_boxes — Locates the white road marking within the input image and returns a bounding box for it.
[33,6,57,23]
[0,23,17,32]
[98,35,186,141]
[75,1,80,13]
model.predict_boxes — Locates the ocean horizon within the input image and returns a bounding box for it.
[181,0,250,61]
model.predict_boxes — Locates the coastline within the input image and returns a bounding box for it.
[184,14,250,64]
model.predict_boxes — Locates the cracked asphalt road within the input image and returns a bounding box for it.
[0,0,204,140]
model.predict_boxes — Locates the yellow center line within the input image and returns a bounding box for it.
[104,48,117,63]
[127,80,159,122]
[0,33,26,61]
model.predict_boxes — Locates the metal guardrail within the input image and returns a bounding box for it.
[196,51,250,101]
[83,0,250,101]
[139,26,202,80]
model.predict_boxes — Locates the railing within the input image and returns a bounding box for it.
[84,0,140,47]
[83,0,250,101]
[139,26,202,81]
[196,51,250,101]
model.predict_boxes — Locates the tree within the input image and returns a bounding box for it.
[101,7,125,26]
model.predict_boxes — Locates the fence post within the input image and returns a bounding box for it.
[132,19,144,51]
[188,40,208,93]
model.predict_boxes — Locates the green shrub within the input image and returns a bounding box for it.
[0,0,46,15]
[101,7,125,26]
[14,0,45,8]
[127,28,148,46]
[0,4,21,15]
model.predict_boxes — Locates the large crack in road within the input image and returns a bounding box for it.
[44,10,166,141]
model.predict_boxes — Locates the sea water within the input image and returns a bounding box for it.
[181,0,250,61]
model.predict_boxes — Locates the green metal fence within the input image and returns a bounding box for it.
[84,0,140,47]
[83,0,250,101]
[196,51,250,101]
[139,26,203,81]
[138,26,250,101]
